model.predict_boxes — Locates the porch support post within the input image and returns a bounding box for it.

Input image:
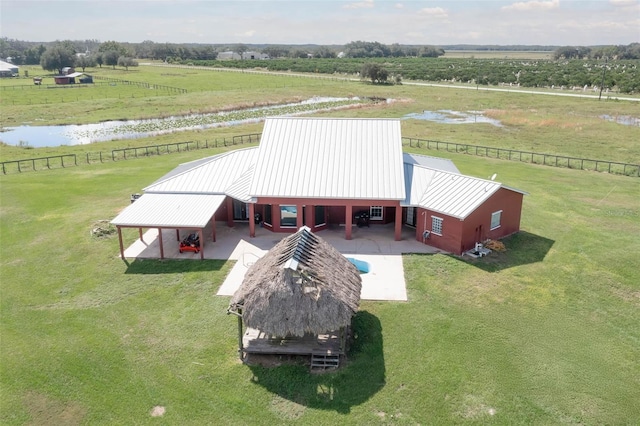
[212,219,216,242]
[296,203,304,229]
[176,229,180,241]
[139,227,144,243]
[158,228,165,259]
[345,205,353,240]
[394,205,403,241]
[117,226,125,260]
[226,197,234,227]
[198,229,204,260]
[248,203,256,238]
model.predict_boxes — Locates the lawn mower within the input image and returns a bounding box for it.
[179,233,200,253]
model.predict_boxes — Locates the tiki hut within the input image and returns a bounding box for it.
[228,227,362,366]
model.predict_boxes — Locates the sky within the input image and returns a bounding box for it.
[1,0,639,46]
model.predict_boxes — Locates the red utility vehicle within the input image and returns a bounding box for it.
[179,233,200,253]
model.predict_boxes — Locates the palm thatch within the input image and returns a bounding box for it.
[229,227,362,338]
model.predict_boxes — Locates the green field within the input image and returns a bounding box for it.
[1,65,639,424]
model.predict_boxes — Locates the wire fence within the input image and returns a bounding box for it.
[2,134,637,177]
[402,137,640,177]
[1,133,261,174]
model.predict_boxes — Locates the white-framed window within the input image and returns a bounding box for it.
[370,206,383,220]
[491,210,502,230]
[431,216,443,235]
[280,205,297,227]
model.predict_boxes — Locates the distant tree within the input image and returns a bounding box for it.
[345,41,390,58]
[95,53,104,68]
[360,62,389,84]
[619,42,640,59]
[314,46,337,58]
[262,45,290,58]
[24,44,46,65]
[102,50,119,69]
[553,46,591,60]
[98,41,128,57]
[419,46,445,58]
[117,56,138,70]
[234,43,248,58]
[289,49,310,58]
[136,40,156,59]
[40,44,76,74]
[76,54,97,71]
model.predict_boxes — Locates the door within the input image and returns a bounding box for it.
[232,200,248,220]
[406,207,417,227]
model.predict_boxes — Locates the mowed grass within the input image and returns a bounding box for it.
[1,139,639,424]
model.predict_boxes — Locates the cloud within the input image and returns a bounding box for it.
[417,7,448,17]
[502,0,559,11]
[234,30,256,38]
[609,0,637,6]
[395,3,404,9]
[343,0,374,9]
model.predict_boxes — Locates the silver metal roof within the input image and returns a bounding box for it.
[249,118,406,200]
[403,153,460,173]
[111,193,226,228]
[144,147,258,195]
[402,163,503,219]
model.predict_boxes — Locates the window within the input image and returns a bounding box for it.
[314,205,326,226]
[370,206,383,220]
[431,216,443,235]
[280,205,297,227]
[491,210,502,230]
[263,205,272,226]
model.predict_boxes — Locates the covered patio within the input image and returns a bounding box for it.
[111,193,226,260]
[118,221,441,301]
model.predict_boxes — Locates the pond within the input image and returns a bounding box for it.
[403,110,503,127]
[0,97,371,148]
[600,114,640,127]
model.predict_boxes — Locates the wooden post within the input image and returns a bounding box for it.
[139,227,144,243]
[237,313,244,360]
[158,228,164,259]
[248,203,256,238]
[198,229,204,260]
[296,203,304,229]
[176,229,180,241]
[117,226,125,260]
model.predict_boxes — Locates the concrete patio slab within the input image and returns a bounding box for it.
[121,223,442,301]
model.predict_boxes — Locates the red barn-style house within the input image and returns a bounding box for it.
[112,117,525,258]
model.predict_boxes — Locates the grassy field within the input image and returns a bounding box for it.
[442,50,554,60]
[1,66,639,424]
[2,64,639,166]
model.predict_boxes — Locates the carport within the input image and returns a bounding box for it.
[111,193,226,260]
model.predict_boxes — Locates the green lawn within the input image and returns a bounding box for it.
[1,66,639,424]
[1,143,639,424]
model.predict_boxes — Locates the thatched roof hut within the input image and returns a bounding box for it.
[228,226,362,338]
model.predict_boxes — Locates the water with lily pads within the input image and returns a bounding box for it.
[0,97,367,148]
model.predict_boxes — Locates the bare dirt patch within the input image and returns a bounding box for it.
[150,406,166,417]
[23,391,86,426]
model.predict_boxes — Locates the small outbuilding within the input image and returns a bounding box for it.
[228,226,362,369]
[0,60,19,78]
